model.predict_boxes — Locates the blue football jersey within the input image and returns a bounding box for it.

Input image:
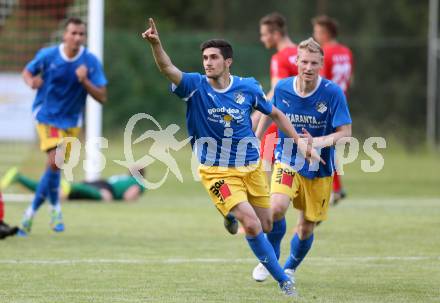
[172,72,272,167]
[273,76,352,179]
[25,44,107,129]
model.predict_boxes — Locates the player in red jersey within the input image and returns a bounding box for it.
[312,15,353,204]
[236,13,299,236]
[254,12,298,177]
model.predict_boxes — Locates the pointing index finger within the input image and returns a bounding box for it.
[149,18,156,32]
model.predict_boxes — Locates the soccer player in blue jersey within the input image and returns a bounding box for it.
[141,18,323,296]
[20,17,107,236]
[252,38,352,290]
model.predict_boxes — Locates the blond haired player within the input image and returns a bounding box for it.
[252,38,352,291]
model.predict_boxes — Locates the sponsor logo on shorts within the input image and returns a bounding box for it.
[219,183,232,200]
[210,180,231,203]
[275,167,294,187]
[49,127,59,138]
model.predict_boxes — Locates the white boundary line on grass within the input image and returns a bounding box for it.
[3,196,440,204]
[0,256,438,265]
[2,194,33,202]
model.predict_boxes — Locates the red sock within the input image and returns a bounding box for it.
[0,192,4,222]
[333,173,342,193]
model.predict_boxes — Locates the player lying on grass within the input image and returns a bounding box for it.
[142,18,323,297]
[1,167,146,203]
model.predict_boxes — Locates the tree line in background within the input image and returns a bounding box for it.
[103,0,428,146]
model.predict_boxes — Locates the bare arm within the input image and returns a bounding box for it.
[268,107,299,143]
[268,107,325,164]
[142,18,182,86]
[251,111,262,132]
[75,65,107,104]
[303,124,352,149]
[255,112,273,139]
[22,69,43,89]
[81,78,107,104]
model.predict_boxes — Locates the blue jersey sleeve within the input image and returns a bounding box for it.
[25,48,50,75]
[272,81,282,108]
[171,72,202,101]
[331,87,352,128]
[252,80,272,115]
[87,55,107,87]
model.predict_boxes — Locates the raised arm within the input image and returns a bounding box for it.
[142,18,182,86]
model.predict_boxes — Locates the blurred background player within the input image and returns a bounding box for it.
[0,192,19,239]
[1,167,146,202]
[312,15,354,204]
[238,12,298,235]
[20,17,107,236]
[254,12,298,178]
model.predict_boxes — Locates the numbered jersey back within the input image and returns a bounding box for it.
[321,43,353,95]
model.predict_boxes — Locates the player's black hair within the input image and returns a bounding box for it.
[200,39,233,60]
[64,17,85,29]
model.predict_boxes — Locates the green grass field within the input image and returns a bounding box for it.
[0,141,439,302]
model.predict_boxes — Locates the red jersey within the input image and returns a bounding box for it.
[262,46,298,164]
[0,192,3,221]
[321,43,353,94]
[270,46,298,79]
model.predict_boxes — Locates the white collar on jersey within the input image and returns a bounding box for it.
[293,76,322,98]
[210,75,234,93]
[59,43,85,62]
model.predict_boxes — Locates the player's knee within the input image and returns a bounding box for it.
[261,219,273,233]
[272,205,287,221]
[241,216,262,237]
[296,222,315,239]
[271,200,288,220]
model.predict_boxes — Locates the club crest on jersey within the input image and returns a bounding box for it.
[316,101,328,114]
[234,92,246,104]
